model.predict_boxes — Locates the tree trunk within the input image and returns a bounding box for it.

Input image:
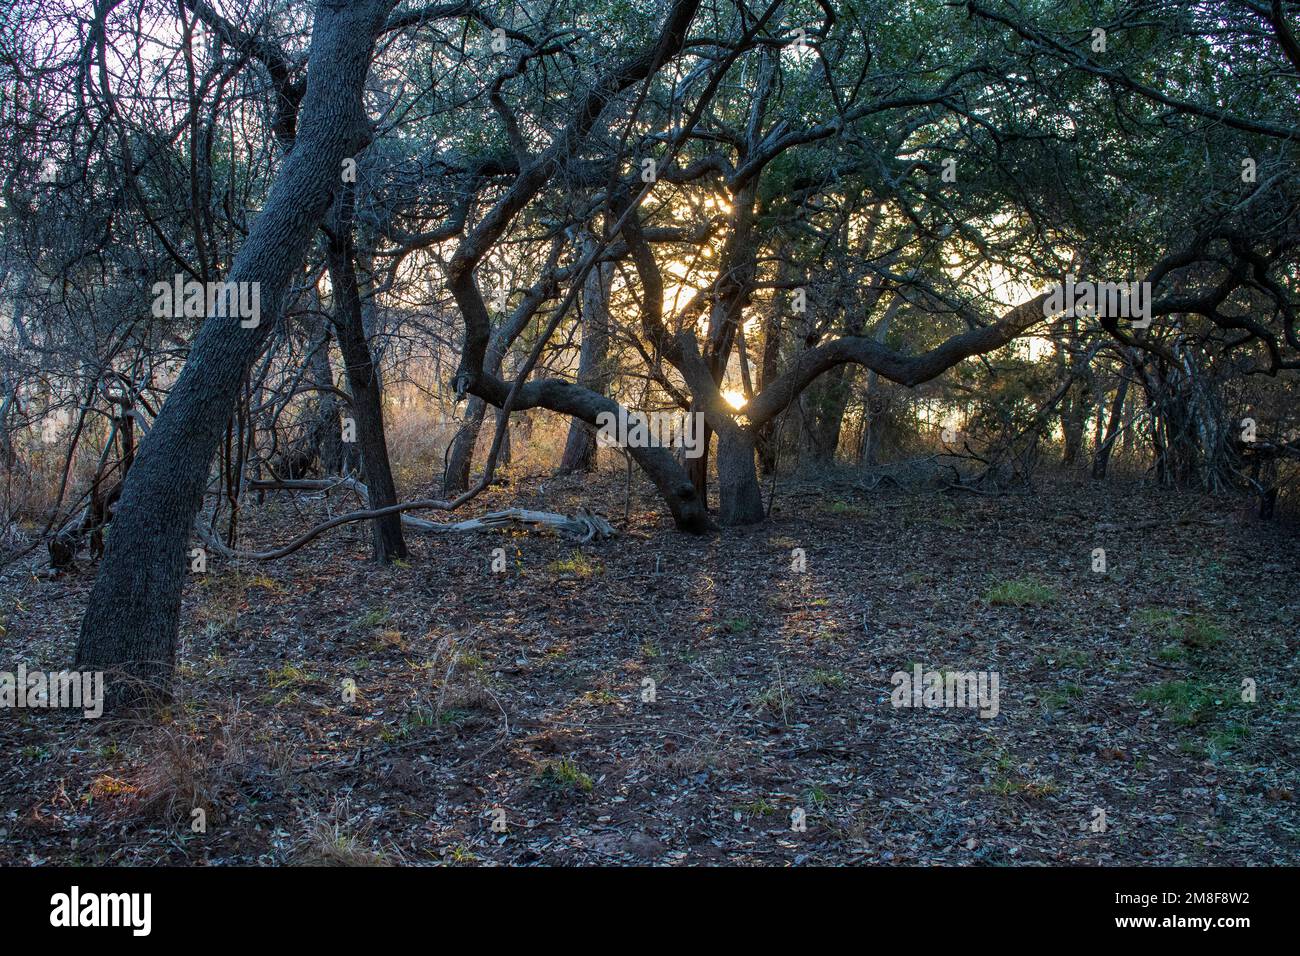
[76,0,392,701]
[1091,377,1129,480]
[687,414,711,501]
[1061,383,1086,467]
[716,428,764,525]
[559,258,612,473]
[559,413,595,473]
[307,325,344,475]
[443,395,485,494]
[754,306,781,475]
[1058,322,1090,468]
[799,364,850,464]
[861,369,888,467]
[499,411,513,467]
[859,305,897,468]
[327,199,407,563]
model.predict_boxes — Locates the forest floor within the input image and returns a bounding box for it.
[1,468,1298,866]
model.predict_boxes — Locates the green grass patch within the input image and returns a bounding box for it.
[264,663,316,689]
[546,551,604,578]
[1136,610,1226,649]
[736,798,779,817]
[1040,682,1084,711]
[1179,615,1226,649]
[1137,679,1228,726]
[357,606,391,630]
[537,758,594,793]
[1038,646,1090,668]
[1207,722,1250,757]
[986,578,1056,607]
[821,499,869,517]
[807,669,846,689]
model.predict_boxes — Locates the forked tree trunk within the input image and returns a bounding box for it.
[444,304,527,493]
[444,393,513,491]
[76,0,393,701]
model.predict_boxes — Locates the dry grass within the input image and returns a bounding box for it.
[130,702,257,825]
[292,798,394,866]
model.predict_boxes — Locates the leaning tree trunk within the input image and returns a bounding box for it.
[76,0,393,701]
[327,195,407,563]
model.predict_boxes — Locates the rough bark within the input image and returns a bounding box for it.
[1060,383,1087,466]
[76,0,394,700]
[715,427,764,525]
[1059,325,1091,467]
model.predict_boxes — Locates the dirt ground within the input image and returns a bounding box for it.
[1,470,1297,865]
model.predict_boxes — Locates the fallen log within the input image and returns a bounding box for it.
[399,507,615,540]
[194,476,615,561]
